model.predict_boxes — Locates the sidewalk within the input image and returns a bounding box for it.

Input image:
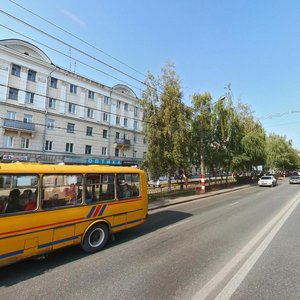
[148,184,254,211]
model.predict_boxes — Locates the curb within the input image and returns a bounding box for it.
[148,184,254,211]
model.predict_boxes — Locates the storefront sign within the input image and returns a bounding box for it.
[86,159,122,165]
[2,154,28,161]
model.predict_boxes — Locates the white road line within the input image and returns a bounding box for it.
[192,192,300,300]
[230,202,239,206]
[215,193,300,300]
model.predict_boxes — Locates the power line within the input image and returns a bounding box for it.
[0,23,143,92]
[0,82,145,126]
[0,9,160,94]
[8,0,148,79]
[0,116,147,145]
[258,110,300,121]
[0,77,161,128]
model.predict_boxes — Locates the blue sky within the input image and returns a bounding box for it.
[2,0,300,149]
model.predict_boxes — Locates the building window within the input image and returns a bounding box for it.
[50,77,58,88]
[3,136,14,148]
[117,100,121,108]
[134,106,138,116]
[6,111,16,120]
[102,147,107,156]
[27,69,36,81]
[48,98,56,109]
[68,103,76,114]
[45,140,53,151]
[21,137,30,149]
[23,114,33,123]
[87,108,94,119]
[143,138,147,144]
[11,64,21,77]
[133,150,137,158]
[47,119,55,129]
[88,90,95,100]
[85,145,92,155]
[124,118,128,127]
[104,96,109,105]
[25,92,34,104]
[103,112,108,122]
[86,126,93,136]
[8,88,18,100]
[103,129,108,139]
[116,116,120,125]
[134,136,137,144]
[67,123,75,133]
[124,103,129,111]
[115,148,119,157]
[70,84,77,94]
[116,132,120,139]
[66,143,74,153]
[134,120,138,130]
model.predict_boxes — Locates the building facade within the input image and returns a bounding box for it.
[0,39,147,165]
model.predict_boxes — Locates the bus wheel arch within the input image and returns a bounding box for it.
[81,221,110,253]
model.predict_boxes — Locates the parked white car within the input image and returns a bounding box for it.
[258,176,277,187]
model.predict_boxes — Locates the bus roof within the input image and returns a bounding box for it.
[0,162,143,175]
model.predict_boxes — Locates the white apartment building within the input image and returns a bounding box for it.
[0,39,147,166]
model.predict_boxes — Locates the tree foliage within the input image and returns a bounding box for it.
[190,92,213,174]
[141,65,299,177]
[141,61,191,178]
[266,134,299,171]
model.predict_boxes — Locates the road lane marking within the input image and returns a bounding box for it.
[192,192,300,300]
[230,202,239,206]
[215,192,300,300]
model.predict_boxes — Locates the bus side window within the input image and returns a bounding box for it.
[117,174,140,199]
[100,174,115,201]
[42,174,83,209]
[0,175,39,214]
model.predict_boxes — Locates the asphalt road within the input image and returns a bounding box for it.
[1,178,300,299]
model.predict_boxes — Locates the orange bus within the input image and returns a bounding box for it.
[0,163,148,267]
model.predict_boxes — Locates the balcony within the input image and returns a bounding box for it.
[3,119,35,137]
[114,138,131,149]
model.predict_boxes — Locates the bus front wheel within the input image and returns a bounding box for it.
[82,223,109,253]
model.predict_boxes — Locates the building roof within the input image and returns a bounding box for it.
[0,39,138,98]
[0,38,52,64]
[112,84,137,98]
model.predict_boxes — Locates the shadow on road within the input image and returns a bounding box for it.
[112,210,192,245]
[0,210,192,287]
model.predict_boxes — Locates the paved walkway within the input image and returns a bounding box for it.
[148,184,254,211]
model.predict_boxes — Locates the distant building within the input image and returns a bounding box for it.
[0,39,146,165]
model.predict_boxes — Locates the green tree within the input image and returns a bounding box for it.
[141,62,191,179]
[190,92,214,176]
[210,87,239,174]
[232,101,266,172]
[140,72,163,179]
[266,134,299,171]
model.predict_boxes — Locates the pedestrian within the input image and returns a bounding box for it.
[156,179,160,188]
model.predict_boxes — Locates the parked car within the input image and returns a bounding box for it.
[289,175,300,184]
[258,175,277,187]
